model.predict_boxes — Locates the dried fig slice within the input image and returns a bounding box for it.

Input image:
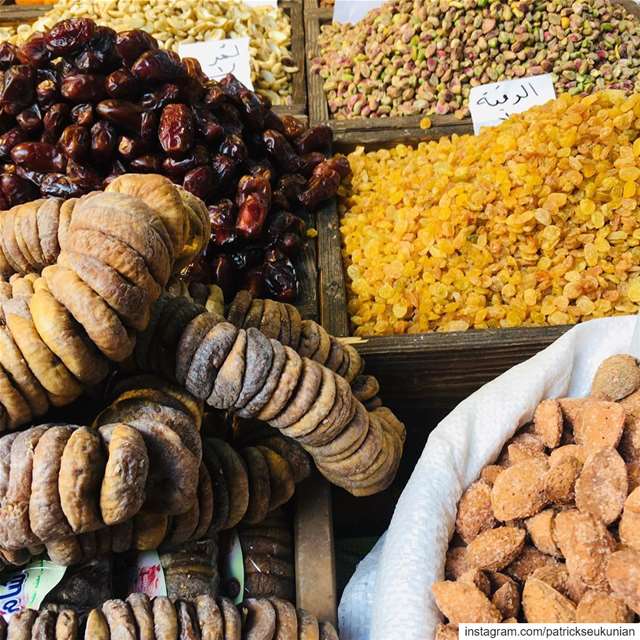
[208,329,248,410]
[17,201,45,270]
[575,447,627,525]
[554,510,615,589]
[55,609,78,640]
[102,599,137,639]
[431,581,501,624]
[0,363,30,429]
[241,446,272,525]
[227,290,252,328]
[99,423,149,525]
[126,593,154,640]
[245,573,294,601]
[236,339,287,420]
[491,458,548,521]
[244,555,294,581]
[276,303,290,346]
[522,577,576,623]
[269,597,297,640]
[85,608,109,640]
[576,591,633,623]
[165,499,199,546]
[195,594,223,640]
[318,622,338,640]
[175,313,219,387]
[133,512,169,550]
[236,328,273,409]
[256,446,295,511]
[218,597,241,640]
[455,480,495,544]
[240,535,292,561]
[284,304,301,350]
[177,600,199,640]
[7,608,37,639]
[0,208,29,273]
[255,435,312,485]
[206,439,248,529]
[186,322,238,400]
[295,608,319,640]
[244,300,264,329]
[202,443,229,534]
[0,325,48,416]
[30,425,75,541]
[152,596,178,640]
[29,286,109,386]
[35,198,61,266]
[191,462,214,541]
[259,299,281,340]
[59,426,105,534]
[243,598,276,640]
[0,425,47,549]
[64,227,161,301]
[45,536,83,566]
[58,250,151,331]
[4,296,82,400]
[43,264,135,362]
[591,354,640,401]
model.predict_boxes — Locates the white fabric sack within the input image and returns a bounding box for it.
[338,315,640,640]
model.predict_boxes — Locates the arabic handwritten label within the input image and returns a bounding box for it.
[469,74,556,135]
[333,0,386,24]
[129,551,167,598]
[178,37,253,90]
[0,560,66,620]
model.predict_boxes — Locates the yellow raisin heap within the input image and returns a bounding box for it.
[340,91,640,336]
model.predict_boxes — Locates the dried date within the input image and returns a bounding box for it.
[0,43,18,70]
[61,73,107,102]
[116,30,159,67]
[0,172,37,205]
[42,103,70,144]
[11,142,66,173]
[183,165,214,201]
[262,129,304,174]
[131,50,185,85]
[36,80,59,109]
[129,154,163,172]
[159,103,195,157]
[90,120,117,165]
[40,173,85,198]
[16,32,50,67]
[117,135,147,161]
[294,124,332,155]
[46,19,95,55]
[106,68,139,99]
[59,124,90,162]
[96,99,142,135]
[16,104,42,135]
[0,127,27,160]
[71,103,94,127]
[1,65,35,113]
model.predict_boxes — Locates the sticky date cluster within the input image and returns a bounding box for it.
[0,18,350,302]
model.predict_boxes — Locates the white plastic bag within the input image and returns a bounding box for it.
[339,315,639,640]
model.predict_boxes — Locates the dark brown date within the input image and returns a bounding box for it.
[36,80,59,109]
[0,172,37,206]
[162,145,209,178]
[0,127,27,160]
[16,32,50,67]
[1,65,35,113]
[75,26,117,72]
[11,142,66,173]
[204,84,225,108]
[182,57,209,85]
[158,103,194,157]
[42,103,70,144]
[281,115,306,141]
[140,83,181,111]
[66,159,102,190]
[106,68,139,99]
[294,124,332,155]
[95,99,142,135]
[211,154,239,194]
[131,50,185,85]
[298,157,349,208]
[115,30,159,67]
[90,121,117,165]
[16,104,42,135]
[16,165,46,187]
[218,134,247,163]
[117,135,147,161]
[220,73,264,130]
[59,124,90,162]
[71,103,94,127]
[263,110,285,134]
[211,254,235,299]
[235,174,271,240]
[263,252,298,302]
[140,110,158,144]
[299,151,326,178]
[262,129,304,174]
[243,266,265,298]
[61,73,107,102]
[46,18,95,55]
[193,106,223,144]
[102,159,126,188]
[129,154,162,172]
[40,173,85,198]
[208,199,235,227]
[0,43,18,70]
[278,232,303,258]
[183,165,214,201]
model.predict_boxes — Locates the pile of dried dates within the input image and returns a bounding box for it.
[0,18,350,301]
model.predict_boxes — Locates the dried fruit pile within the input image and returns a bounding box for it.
[1,0,297,104]
[0,18,348,302]
[3,594,339,639]
[432,353,640,629]
[341,91,640,336]
[312,0,640,119]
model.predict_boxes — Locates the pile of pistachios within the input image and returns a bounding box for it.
[311,0,640,119]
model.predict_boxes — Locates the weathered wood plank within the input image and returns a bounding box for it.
[281,0,307,116]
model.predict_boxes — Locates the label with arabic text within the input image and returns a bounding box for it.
[469,74,556,135]
[129,551,167,598]
[178,37,253,90]
[332,0,386,24]
[0,560,66,620]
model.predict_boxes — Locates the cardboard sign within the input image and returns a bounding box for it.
[0,560,66,620]
[332,0,386,24]
[469,74,556,134]
[178,37,253,90]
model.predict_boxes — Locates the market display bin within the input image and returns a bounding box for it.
[0,1,308,118]
[317,128,577,408]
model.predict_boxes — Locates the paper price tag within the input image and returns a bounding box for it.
[0,560,66,620]
[332,0,386,24]
[129,551,167,598]
[469,74,556,135]
[178,37,253,90]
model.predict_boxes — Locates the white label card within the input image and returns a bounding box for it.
[469,74,556,135]
[129,551,167,599]
[332,0,386,24]
[242,0,277,6]
[178,37,254,90]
